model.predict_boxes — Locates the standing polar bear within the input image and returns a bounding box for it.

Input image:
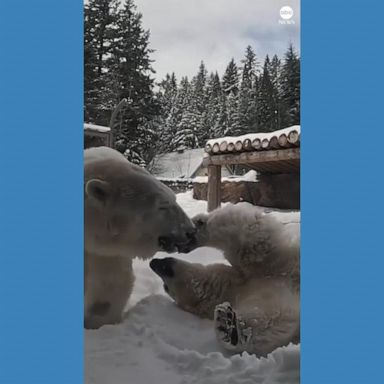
[150,203,300,357]
[84,147,195,329]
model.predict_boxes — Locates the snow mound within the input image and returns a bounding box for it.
[86,292,300,384]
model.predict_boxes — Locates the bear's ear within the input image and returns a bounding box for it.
[85,179,111,205]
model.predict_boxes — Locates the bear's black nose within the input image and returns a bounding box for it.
[177,231,197,253]
[150,258,175,278]
[158,236,176,253]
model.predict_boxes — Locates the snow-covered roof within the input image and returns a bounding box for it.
[205,125,300,155]
[84,123,111,133]
[150,148,204,179]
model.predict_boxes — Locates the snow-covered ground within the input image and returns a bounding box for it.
[85,191,300,384]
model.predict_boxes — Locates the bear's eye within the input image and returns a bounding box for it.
[196,219,204,227]
[158,202,170,211]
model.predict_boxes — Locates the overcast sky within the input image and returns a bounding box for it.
[134,0,300,82]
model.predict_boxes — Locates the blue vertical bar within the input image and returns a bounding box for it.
[302,0,384,383]
[0,1,83,383]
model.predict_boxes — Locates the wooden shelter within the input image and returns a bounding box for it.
[204,126,300,211]
[84,123,113,148]
[84,99,129,149]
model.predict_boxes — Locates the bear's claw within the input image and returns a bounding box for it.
[214,302,252,350]
[214,302,239,347]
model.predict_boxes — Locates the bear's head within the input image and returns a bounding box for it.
[150,257,210,316]
[175,212,210,253]
[177,203,267,254]
[84,147,195,259]
[150,257,237,318]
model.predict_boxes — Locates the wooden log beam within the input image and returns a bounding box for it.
[278,133,289,147]
[202,147,300,167]
[207,165,221,212]
[243,138,253,151]
[205,143,212,154]
[261,138,270,149]
[252,138,262,150]
[227,142,235,152]
[219,141,228,152]
[235,140,243,151]
[288,130,300,145]
[212,143,220,154]
[269,136,280,149]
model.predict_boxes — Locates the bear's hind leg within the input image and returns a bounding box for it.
[214,302,252,354]
[214,301,299,356]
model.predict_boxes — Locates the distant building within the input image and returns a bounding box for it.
[150,148,233,180]
[84,123,113,148]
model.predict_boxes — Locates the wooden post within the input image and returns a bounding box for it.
[207,165,221,212]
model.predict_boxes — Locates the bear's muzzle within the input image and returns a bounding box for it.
[150,257,176,278]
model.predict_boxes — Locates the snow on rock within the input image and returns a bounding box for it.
[85,191,300,384]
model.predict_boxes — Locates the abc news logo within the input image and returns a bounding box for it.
[279,6,295,25]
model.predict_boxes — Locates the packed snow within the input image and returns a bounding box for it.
[85,191,300,384]
[193,170,258,184]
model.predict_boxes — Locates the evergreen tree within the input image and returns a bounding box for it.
[222,58,239,96]
[124,117,160,167]
[169,77,199,151]
[193,62,208,112]
[192,61,209,144]
[158,72,178,117]
[84,0,119,124]
[172,110,199,151]
[206,72,224,139]
[238,46,259,133]
[280,44,300,127]
[156,73,178,152]
[268,54,281,90]
[84,0,161,166]
[213,94,228,138]
[225,92,241,136]
[113,0,159,123]
[221,59,240,135]
[111,0,160,164]
[268,54,282,130]
[257,55,277,132]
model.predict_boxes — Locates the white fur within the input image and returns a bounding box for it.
[84,147,194,329]
[193,203,299,284]
[155,203,300,356]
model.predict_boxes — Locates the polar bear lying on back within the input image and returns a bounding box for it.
[84,147,195,329]
[150,203,300,357]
